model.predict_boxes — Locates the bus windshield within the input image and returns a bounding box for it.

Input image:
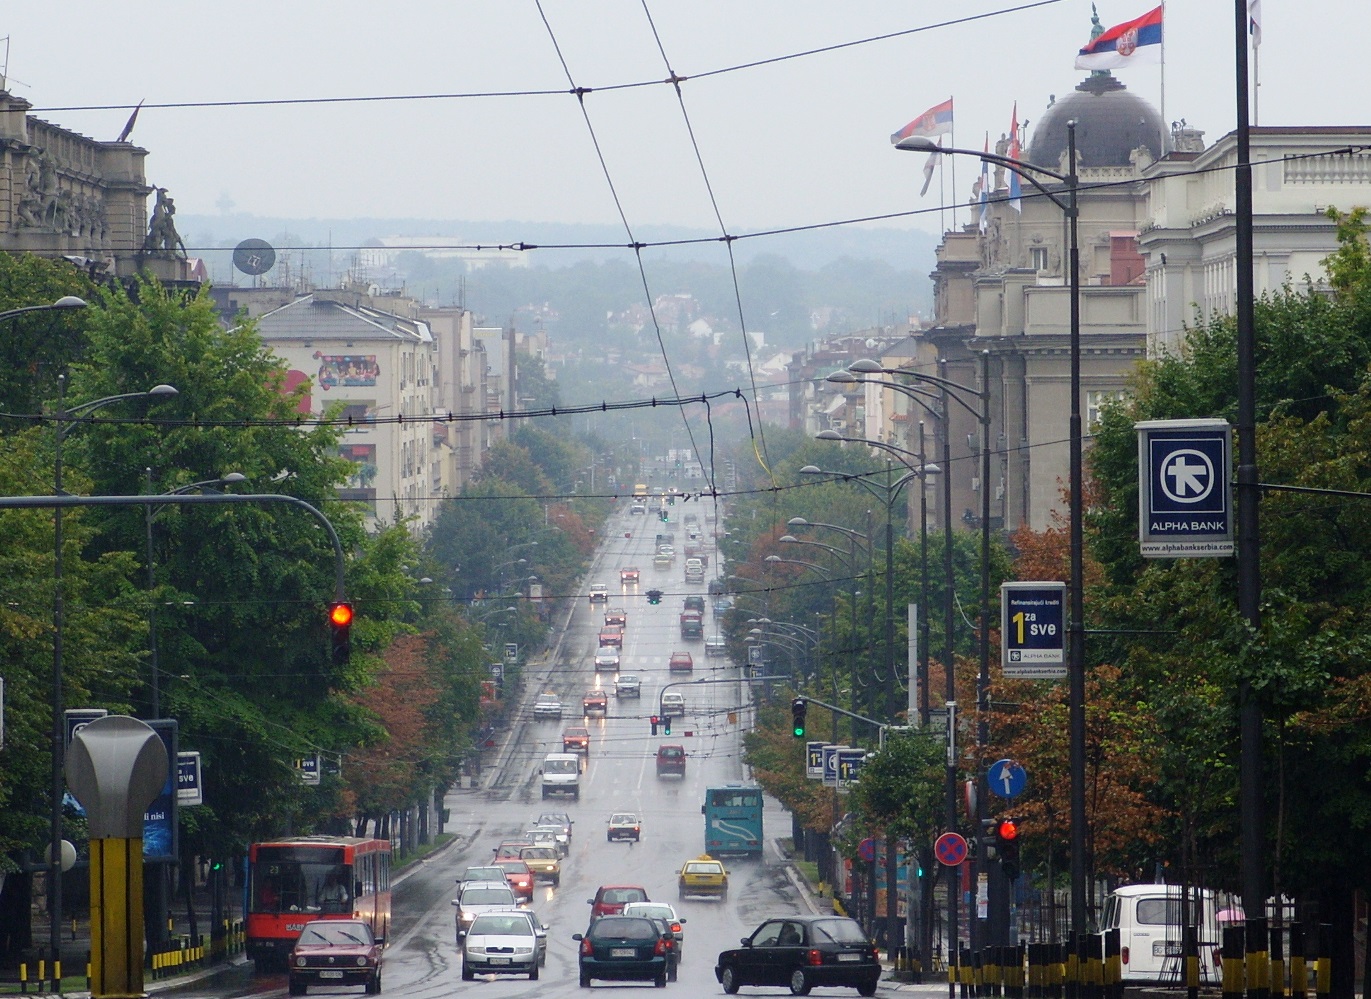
[252,846,352,914]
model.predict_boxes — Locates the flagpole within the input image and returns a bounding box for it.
[939,154,947,235]
[1252,25,1260,125]
[1159,1,1167,152]
[950,99,958,231]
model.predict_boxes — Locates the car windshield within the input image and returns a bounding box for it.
[610,814,637,824]
[544,759,578,774]
[469,914,533,936]
[461,887,515,904]
[495,860,530,873]
[601,887,647,904]
[812,919,871,945]
[521,847,555,860]
[461,867,505,881]
[591,917,656,940]
[659,748,683,758]
[685,862,721,874]
[626,904,674,919]
[299,922,372,947]
[618,674,639,682]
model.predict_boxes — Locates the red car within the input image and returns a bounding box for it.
[668,651,694,672]
[493,858,535,903]
[563,726,591,754]
[587,884,650,920]
[620,567,640,583]
[583,690,608,714]
[599,625,624,648]
[605,607,627,627]
[288,919,382,995]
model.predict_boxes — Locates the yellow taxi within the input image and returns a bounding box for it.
[678,854,728,900]
[519,845,562,886]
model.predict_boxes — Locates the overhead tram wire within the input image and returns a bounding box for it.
[536,0,713,481]
[38,1,1063,116]
[639,0,769,493]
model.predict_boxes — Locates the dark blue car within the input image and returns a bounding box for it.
[715,915,881,996]
[573,915,668,988]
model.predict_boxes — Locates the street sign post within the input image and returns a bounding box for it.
[176,751,203,806]
[934,832,968,867]
[1001,582,1067,679]
[806,741,826,779]
[988,759,1027,799]
[1136,418,1234,558]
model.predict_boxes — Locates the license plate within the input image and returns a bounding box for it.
[838,953,862,962]
[320,970,344,978]
[490,958,510,965]
[611,948,636,958]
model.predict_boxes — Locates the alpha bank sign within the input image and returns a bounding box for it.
[1136,419,1234,558]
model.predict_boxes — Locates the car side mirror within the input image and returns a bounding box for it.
[741,937,752,947]
[587,899,595,905]
[572,933,584,941]
[678,918,687,924]
[451,900,459,907]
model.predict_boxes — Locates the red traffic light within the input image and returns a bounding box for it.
[997,819,1019,841]
[329,601,354,626]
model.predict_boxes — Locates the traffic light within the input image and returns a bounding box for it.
[980,818,999,861]
[660,509,668,522]
[661,714,672,736]
[791,697,807,738]
[995,818,1021,880]
[647,589,663,604]
[650,715,660,736]
[328,601,354,665]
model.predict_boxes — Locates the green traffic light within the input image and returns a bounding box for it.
[792,725,805,737]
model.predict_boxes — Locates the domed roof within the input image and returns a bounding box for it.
[1027,74,1168,170]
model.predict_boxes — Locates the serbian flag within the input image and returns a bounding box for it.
[1074,5,1163,70]
[891,97,953,147]
[1007,104,1022,212]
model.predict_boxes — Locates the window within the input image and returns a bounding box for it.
[1086,389,1127,428]
[1030,246,1050,271]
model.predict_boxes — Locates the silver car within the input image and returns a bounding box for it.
[614,673,642,698]
[452,881,519,941]
[594,646,621,671]
[461,909,546,980]
[532,694,563,720]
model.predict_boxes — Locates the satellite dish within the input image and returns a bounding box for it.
[232,238,276,276]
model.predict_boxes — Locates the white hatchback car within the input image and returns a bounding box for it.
[660,691,685,717]
[614,673,642,698]
[589,583,609,602]
[594,646,621,671]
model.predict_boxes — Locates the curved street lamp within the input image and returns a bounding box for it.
[50,378,179,982]
[898,122,1089,937]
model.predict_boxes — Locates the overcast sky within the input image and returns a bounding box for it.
[6,1,1366,248]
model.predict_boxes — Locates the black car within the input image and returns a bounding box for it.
[573,915,669,988]
[715,915,880,996]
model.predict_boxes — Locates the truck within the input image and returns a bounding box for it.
[680,610,704,639]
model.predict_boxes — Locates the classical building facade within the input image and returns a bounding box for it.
[0,90,193,285]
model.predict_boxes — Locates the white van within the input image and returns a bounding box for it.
[540,753,582,800]
[1100,884,1222,984]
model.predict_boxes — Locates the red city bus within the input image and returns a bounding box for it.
[246,836,392,970]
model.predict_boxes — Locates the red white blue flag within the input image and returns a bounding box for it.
[1074,5,1163,70]
[891,98,954,146]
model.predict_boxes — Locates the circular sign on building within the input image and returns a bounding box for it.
[232,238,276,276]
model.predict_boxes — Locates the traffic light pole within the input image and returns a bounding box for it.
[0,492,348,600]
[792,695,899,748]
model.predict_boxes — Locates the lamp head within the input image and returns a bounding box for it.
[815,430,844,441]
[847,358,885,374]
[787,517,811,526]
[220,472,248,484]
[825,370,857,384]
[797,468,822,477]
[779,535,798,543]
[147,384,178,397]
[53,296,88,310]
[895,136,940,153]
[765,555,781,563]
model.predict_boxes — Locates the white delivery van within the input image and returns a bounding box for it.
[1100,884,1221,984]
[540,753,582,800]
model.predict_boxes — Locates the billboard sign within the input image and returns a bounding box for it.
[1136,419,1234,557]
[1001,582,1067,679]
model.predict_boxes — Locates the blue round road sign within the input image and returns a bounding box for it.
[989,759,1028,799]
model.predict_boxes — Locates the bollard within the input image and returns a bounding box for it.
[1184,922,1200,999]
[1065,933,1080,999]
[19,960,28,994]
[962,946,974,999]
[1269,924,1284,999]
[1084,931,1103,999]
[1103,928,1120,999]
[1313,923,1330,999]
[1246,917,1269,999]
[985,945,1000,997]
[1223,925,1245,999]
[1288,923,1306,999]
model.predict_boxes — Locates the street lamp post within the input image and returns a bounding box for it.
[898,125,1084,935]
[142,469,245,954]
[50,377,178,986]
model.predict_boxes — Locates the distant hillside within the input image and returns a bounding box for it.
[178,214,939,274]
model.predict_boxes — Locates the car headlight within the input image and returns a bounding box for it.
[356,957,368,967]
[461,912,475,923]
[467,945,485,956]
[515,946,534,955]
[295,957,306,968]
